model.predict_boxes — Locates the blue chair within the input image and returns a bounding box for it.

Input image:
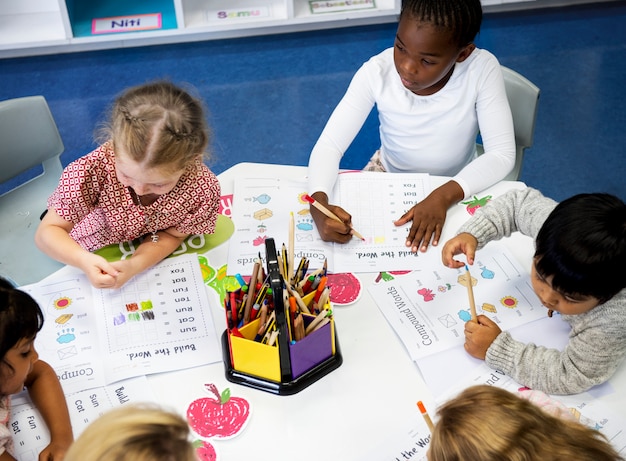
[0,96,65,285]
[477,66,541,181]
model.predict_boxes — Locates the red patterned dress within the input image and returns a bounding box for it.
[47,142,221,251]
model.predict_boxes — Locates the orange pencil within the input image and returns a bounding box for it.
[289,296,297,340]
[312,276,327,313]
[417,401,434,432]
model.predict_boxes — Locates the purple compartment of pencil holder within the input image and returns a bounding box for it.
[289,316,333,379]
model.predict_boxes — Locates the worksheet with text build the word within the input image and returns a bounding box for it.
[228,172,432,275]
[23,254,221,394]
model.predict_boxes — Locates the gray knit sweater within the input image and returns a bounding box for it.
[458,187,626,395]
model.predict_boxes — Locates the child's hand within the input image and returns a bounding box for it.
[81,253,120,289]
[38,438,72,461]
[108,259,140,289]
[309,192,354,243]
[441,233,478,268]
[394,182,463,253]
[394,194,447,253]
[464,315,502,359]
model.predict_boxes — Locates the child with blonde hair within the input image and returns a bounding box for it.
[428,385,624,461]
[0,278,73,460]
[64,404,196,461]
[36,81,221,289]
[308,0,515,252]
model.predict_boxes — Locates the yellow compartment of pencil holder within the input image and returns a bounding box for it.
[229,318,281,383]
[228,294,334,383]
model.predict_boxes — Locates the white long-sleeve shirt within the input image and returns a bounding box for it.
[308,47,515,199]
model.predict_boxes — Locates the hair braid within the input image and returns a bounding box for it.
[400,0,482,47]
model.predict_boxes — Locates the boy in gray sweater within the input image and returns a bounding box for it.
[442,187,626,395]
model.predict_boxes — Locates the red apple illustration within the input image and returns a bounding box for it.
[187,384,250,439]
[193,440,217,460]
[461,195,492,215]
[326,272,361,305]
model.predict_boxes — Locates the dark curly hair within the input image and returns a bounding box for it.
[0,278,44,376]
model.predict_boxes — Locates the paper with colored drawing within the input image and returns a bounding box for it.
[22,253,222,394]
[227,172,434,275]
[368,241,546,360]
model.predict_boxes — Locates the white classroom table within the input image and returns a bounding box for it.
[148,163,626,460]
[29,162,626,460]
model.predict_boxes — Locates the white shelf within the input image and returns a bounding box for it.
[0,0,401,58]
[0,0,618,59]
[0,0,68,52]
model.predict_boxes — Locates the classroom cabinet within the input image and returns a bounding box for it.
[0,0,616,59]
[0,0,398,58]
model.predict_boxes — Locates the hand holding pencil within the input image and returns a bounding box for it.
[304,193,365,243]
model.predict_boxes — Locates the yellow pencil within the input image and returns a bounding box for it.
[303,194,365,241]
[465,264,477,321]
[289,211,295,281]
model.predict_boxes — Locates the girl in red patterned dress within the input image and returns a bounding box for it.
[36,81,221,289]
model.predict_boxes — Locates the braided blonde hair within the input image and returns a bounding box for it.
[100,81,210,172]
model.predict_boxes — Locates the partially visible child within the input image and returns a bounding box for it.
[427,385,624,461]
[64,404,196,461]
[308,0,515,252]
[36,81,221,289]
[441,188,626,394]
[0,278,73,460]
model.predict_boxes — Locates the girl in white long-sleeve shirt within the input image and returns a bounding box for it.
[308,0,515,252]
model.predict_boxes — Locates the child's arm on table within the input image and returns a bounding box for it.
[108,227,187,288]
[485,306,626,395]
[35,209,120,288]
[459,291,626,395]
[25,360,73,460]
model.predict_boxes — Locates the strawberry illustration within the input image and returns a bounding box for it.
[193,440,217,460]
[461,195,492,215]
[187,384,250,439]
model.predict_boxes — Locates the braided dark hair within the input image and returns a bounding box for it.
[400,0,482,47]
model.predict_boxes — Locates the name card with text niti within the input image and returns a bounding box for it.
[92,13,162,34]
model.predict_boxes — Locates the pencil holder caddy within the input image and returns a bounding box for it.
[221,238,342,395]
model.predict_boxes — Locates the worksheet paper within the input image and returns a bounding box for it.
[439,364,626,455]
[228,172,434,275]
[22,254,222,394]
[415,314,572,394]
[368,241,546,360]
[361,365,626,461]
[10,377,158,461]
[361,415,430,461]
